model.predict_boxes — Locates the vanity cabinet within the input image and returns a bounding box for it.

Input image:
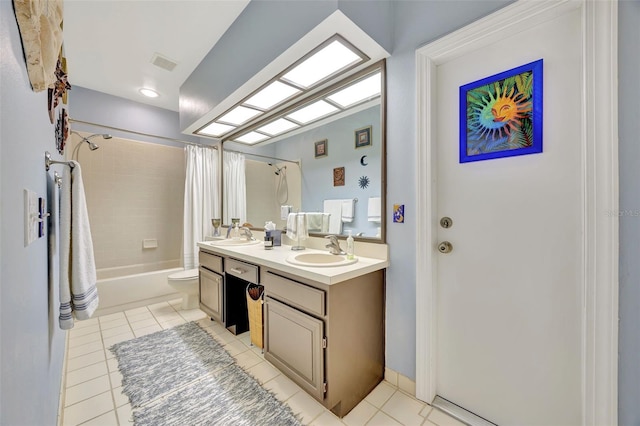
[263,268,385,418]
[199,251,224,323]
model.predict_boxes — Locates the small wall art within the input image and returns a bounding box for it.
[314,139,328,158]
[393,204,405,223]
[459,59,543,163]
[333,167,345,186]
[355,125,372,149]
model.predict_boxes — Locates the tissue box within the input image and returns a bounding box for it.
[266,230,282,246]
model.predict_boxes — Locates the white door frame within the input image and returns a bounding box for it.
[415,0,619,424]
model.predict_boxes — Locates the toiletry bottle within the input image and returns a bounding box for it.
[346,230,355,260]
[232,222,241,240]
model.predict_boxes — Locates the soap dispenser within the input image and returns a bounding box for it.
[232,222,241,240]
[346,230,355,260]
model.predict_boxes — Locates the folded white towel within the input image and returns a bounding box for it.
[286,212,297,240]
[323,200,342,234]
[368,197,381,222]
[341,199,355,223]
[59,161,98,330]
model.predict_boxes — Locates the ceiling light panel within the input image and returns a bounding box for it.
[282,40,362,88]
[218,105,262,125]
[243,81,301,110]
[327,72,381,108]
[234,131,269,144]
[257,118,299,136]
[199,122,236,137]
[286,100,340,124]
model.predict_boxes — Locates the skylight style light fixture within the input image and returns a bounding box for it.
[229,64,383,146]
[194,35,368,141]
[281,39,362,89]
[218,105,262,126]
[286,100,339,124]
[327,72,381,108]
[199,122,236,137]
[256,118,299,136]
[244,81,301,110]
[234,131,269,144]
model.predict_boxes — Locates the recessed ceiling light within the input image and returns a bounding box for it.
[257,118,299,136]
[218,105,262,126]
[234,131,269,144]
[139,88,159,98]
[286,100,339,124]
[199,122,236,137]
[282,40,363,88]
[244,81,301,110]
[327,72,381,108]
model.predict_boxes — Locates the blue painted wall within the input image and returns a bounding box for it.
[71,86,202,148]
[273,105,382,238]
[617,1,640,424]
[1,1,66,423]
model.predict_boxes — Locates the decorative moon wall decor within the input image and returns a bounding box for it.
[360,155,368,166]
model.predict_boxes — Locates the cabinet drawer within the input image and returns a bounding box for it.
[226,258,259,284]
[264,272,325,317]
[199,251,223,274]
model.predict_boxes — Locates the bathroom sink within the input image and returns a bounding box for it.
[204,239,262,247]
[286,252,358,267]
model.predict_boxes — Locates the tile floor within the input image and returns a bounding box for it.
[61,299,464,426]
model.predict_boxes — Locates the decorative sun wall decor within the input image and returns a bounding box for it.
[358,176,370,189]
[459,59,543,163]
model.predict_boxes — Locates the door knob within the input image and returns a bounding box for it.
[438,241,453,253]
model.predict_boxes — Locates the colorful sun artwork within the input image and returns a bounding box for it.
[460,60,543,163]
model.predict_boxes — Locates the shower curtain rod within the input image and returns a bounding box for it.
[223,148,300,166]
[69,118,218,149]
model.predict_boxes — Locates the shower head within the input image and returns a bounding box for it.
[268,163,286,175]
[70,132,111,160]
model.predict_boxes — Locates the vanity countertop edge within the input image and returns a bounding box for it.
[197,241,388,285]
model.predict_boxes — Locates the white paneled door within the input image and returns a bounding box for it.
[432,7,583,425]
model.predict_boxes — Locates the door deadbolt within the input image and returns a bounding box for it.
[438,241,453,253]
[440,217,453,229]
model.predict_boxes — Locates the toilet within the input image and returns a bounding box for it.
[167,268,200,310]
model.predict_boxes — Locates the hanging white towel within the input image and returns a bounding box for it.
[59,161,98,330]
[286,212,298,241]
[341,199,355,223]
[297,214,308,240]
[322,213,331,233]
[323,200,342,234]
[368,197,381,222]
[306,212,325,232]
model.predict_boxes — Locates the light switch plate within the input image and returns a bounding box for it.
[24,189,39,246]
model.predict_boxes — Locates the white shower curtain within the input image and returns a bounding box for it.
[223,151,247,227]
[183,145,219,269]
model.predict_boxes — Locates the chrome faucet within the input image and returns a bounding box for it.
[240,227,256,241]
[324,235,346,255]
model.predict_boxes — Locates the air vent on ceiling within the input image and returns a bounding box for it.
[151,53,178,72]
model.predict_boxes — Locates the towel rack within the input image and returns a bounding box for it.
[45,151,75,171]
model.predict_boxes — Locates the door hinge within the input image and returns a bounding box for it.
[323,381,327,394]
[322,337,327,348]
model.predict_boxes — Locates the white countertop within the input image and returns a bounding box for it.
[197,240,388,285]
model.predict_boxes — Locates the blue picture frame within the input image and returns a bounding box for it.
[459,59,543,163]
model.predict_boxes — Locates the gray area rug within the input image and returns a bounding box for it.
[134,363,301,426]
[110,321,302,426]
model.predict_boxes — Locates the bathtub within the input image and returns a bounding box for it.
[94,261,184,316]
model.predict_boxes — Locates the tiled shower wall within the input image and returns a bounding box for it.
[71,133,185,270]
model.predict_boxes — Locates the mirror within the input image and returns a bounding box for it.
[222,62,385,242]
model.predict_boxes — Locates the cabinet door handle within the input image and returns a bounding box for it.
[230,267,245,275]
